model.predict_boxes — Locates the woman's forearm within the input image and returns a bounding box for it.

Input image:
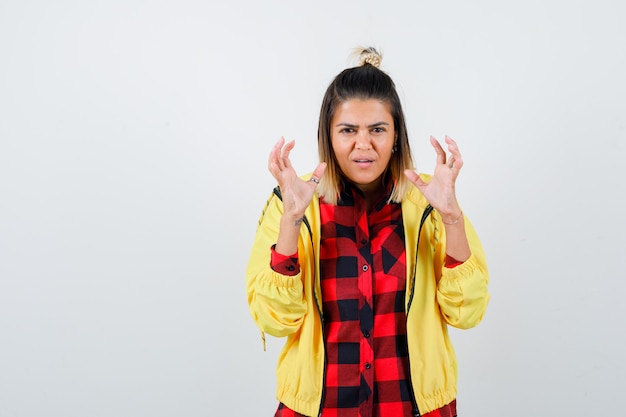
[442,214,471,262]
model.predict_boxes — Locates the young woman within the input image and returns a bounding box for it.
[246,47,490,417]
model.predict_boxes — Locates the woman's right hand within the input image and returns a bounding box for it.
[268,137,326,222]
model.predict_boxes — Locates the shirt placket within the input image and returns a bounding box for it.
[355,199,374,415]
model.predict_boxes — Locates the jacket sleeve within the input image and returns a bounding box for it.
[435,214,490,329]
[245,192,307,337]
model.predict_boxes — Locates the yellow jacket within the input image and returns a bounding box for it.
[246,181,490,416]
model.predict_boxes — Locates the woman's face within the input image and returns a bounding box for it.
[330,98,396,196]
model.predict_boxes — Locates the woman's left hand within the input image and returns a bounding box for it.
[404,135,463,222]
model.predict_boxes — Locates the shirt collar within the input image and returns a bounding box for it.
[338,179,395,211]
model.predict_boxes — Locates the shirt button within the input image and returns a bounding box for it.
[364,332,370,338]
[287,265,295,271]
[365,363,371,370]
[362,265,368,272]
[361,238,367,245]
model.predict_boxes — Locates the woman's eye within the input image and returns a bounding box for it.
[372,127,385,133]
[340,128,355,134]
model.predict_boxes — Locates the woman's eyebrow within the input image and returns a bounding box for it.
[368,121,390,128]
[335,122,390,128]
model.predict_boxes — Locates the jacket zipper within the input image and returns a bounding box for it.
[302,211,326,417]
[405,204,433,417]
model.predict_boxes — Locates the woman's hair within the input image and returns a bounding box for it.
[316,47,415,205]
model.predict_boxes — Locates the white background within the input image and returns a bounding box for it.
[1,1,625,416]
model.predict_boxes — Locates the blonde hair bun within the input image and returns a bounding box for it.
[355,46,382,68]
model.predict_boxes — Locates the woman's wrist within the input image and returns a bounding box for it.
[282,213,305,228]
[441,211,463,225]
[276,214,302,256]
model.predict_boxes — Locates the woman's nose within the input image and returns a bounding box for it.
[355,131,372,150]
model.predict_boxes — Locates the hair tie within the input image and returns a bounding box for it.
[355,47,382,68]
